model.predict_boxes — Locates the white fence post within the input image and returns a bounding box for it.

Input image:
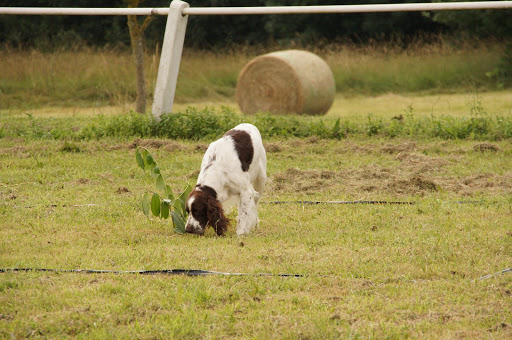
[151,0,189,120]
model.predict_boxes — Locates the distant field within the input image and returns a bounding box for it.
[0,40,508,110]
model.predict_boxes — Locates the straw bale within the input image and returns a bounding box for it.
[236,50,335,115]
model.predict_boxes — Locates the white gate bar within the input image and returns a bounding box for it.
[183,1,512,15]
[0,7,169,15]
[1,2,511,16]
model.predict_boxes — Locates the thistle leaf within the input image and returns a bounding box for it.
[150,165,161,179]
[135,149,145,170]
[160,201,170,219]
[177,183,193,216]
[165,185,174,200]
[141,193,150,216]
[156,174,165,193]
[151,193,160,217]
[146,153,155,166]
[171,211,186,234]
[173,199,185,218]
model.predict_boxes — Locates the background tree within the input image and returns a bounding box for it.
[126,0,153,113]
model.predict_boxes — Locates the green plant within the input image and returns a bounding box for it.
[486,43,512,89]
[135,147,192,234]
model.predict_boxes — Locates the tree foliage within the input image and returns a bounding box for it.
[1,0,510,50]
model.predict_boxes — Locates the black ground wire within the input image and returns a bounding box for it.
[1,267,510,281]
[0,268,305,277]
[18,199,495,209]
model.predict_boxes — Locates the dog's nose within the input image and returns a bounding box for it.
[185,224,195,233]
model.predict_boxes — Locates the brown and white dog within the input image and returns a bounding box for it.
[185,123,267,236]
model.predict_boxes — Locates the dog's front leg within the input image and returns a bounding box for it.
[236,189,258,235]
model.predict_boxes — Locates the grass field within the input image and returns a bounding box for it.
[0,40,508,109]
[1,102,512,338]
[1,41,512,338]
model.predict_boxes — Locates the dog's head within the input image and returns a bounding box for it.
[185,185,229,236]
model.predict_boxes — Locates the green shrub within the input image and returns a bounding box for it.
[3,106,512,142]
[155,106,241,140]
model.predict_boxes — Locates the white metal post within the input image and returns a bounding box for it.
[152,0,189,120]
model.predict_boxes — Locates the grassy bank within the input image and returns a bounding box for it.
[0,40,508,110]
[1,127,511,338]
[2,98,512,142]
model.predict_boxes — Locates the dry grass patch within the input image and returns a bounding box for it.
[268,139,512,198]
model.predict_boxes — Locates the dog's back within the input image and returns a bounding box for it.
[198,123,266,196]
[225,123,267,192]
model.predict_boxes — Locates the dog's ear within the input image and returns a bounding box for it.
[206,197,229,236]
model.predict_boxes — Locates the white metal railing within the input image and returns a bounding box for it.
[185,1,512,14]
[1,2,512,15]
[1,1,511,118]
[0,7,168,15]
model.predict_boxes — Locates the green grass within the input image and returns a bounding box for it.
[1,41,511,337]
[1,109,511,337]
[0,40,508,109]
[2,99,512,142]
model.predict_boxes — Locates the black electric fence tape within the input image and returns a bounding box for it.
[0,268,305,277]
[265,200,492,205]
[265,200,414,205]
[2,267,510,281]
[20,200,495,209]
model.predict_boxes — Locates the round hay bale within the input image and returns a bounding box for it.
[236,50,335,115]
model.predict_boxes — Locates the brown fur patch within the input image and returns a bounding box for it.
[224,129,253,172]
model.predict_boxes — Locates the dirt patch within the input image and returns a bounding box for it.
[264,143,282,153]
[273,168,338,194]
[130,138,166,149]
[116,187,130,194]
[0,146,30,157]
[107,138,190,152]
[462,173,494,187]
[488,322,509,333]
[473,143,499,152]
[394,152,448,173]
[381,142,416,154]
[387,175,438,195]
[274,168,336,182]
[337,142,374,154]
[77,178,89,184]
[129,138,189,152]
[194,143,209,153]
[458,173,512,195]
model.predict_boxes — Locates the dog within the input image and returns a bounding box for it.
[185,123,267,236]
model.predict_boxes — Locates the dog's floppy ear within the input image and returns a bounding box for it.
[206,196,229,236]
